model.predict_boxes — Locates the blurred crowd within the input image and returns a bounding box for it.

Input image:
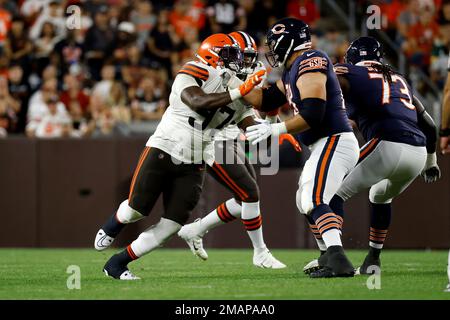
[375,0,450,96]
[0,0,448,138]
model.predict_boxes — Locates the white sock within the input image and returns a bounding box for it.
[116,200,144,224]
[369,241,383,249]
[322,229,342,248]
[308,223,327,251]
[241,201,266,251]
[130,218,181,257]
[315,239,327,251]
[198,198,241,235]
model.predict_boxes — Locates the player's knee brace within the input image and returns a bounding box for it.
[296,187,313,215]
[369,188,393,204]
[116,200,144,224]
[131,218,181,257]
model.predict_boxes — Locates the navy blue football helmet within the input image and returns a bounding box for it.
[345,36,383,65]
[266,18,311,68]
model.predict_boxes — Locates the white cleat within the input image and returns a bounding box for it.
[445,283,450,292]
[303,258,320,274]
[104,269,141,280]
[178,219,208,260]
[253,250,286,269]
[94,229,115,251]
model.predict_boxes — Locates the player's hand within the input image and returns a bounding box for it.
[239,70,266,96]
[279,133,302,152]
[440,136,450,155]
[421,152,441,183]
[245,118,286,145]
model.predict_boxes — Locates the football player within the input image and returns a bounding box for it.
[178,31,293,269]
[94,33,265,280]
[439,49,450,292]
[303,36,440,275]
[242,18,360,278]
[440,51,450,153]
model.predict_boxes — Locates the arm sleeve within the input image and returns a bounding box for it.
[260,84,288,112]
[414,95,437,153]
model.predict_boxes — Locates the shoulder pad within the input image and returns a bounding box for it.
[178,62,209,82]
[334,63,350,75]
[297,50,329,77]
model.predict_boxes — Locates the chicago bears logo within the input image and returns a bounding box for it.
[271,24,286,34]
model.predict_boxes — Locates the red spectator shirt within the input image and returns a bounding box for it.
[286,0,319,26]
[0,9,11,44]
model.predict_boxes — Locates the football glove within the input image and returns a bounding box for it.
[279,134,302,152]
[421,152,441,183]
[245,118,287,145]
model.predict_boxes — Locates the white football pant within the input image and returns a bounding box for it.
[296,132,360,214]
[337,139,427,204]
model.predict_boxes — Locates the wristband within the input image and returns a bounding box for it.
[229,88,242,101]
[424,152,437,169]
[272,122,287,136]
[439,128,450,137]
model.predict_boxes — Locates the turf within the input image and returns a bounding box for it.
[0,248,448,300]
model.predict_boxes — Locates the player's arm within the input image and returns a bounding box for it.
[413,95,441,183]
[181,70,265,112]
[240,79,287,111]
[284,72,327,133]
[440,70,450,154]
[414,95,437,154]
[245,72,327,144]
[181,86,236,112]
[237,115,256,131]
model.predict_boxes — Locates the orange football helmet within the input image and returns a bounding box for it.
[196,33,242,71]
[229,31,258,74]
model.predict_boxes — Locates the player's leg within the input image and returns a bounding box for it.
[104,157,205,280]
[95,147,164,251]
[179,141,285,268]
[304,139,385,273]
[297,133,359,278]
[210,159,285,268]
[178,140,244,259]
[358,143,427,274]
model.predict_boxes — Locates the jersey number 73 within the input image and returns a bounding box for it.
[368,73,415,110]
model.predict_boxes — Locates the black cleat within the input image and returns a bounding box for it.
[303,251,326,275]
[356,254,381,275]
[103,254,140,280]
[309,246,355,278]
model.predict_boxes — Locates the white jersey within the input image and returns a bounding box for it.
[147,60,254,165]
[214,61,266,141]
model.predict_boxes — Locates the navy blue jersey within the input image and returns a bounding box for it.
[281,49,352,146]
[335,62,426,147]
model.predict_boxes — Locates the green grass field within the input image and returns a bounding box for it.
[0,248,448,300]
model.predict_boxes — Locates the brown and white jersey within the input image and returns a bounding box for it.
[147,61,253,165]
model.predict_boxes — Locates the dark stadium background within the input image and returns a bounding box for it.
[0,0,449,250]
